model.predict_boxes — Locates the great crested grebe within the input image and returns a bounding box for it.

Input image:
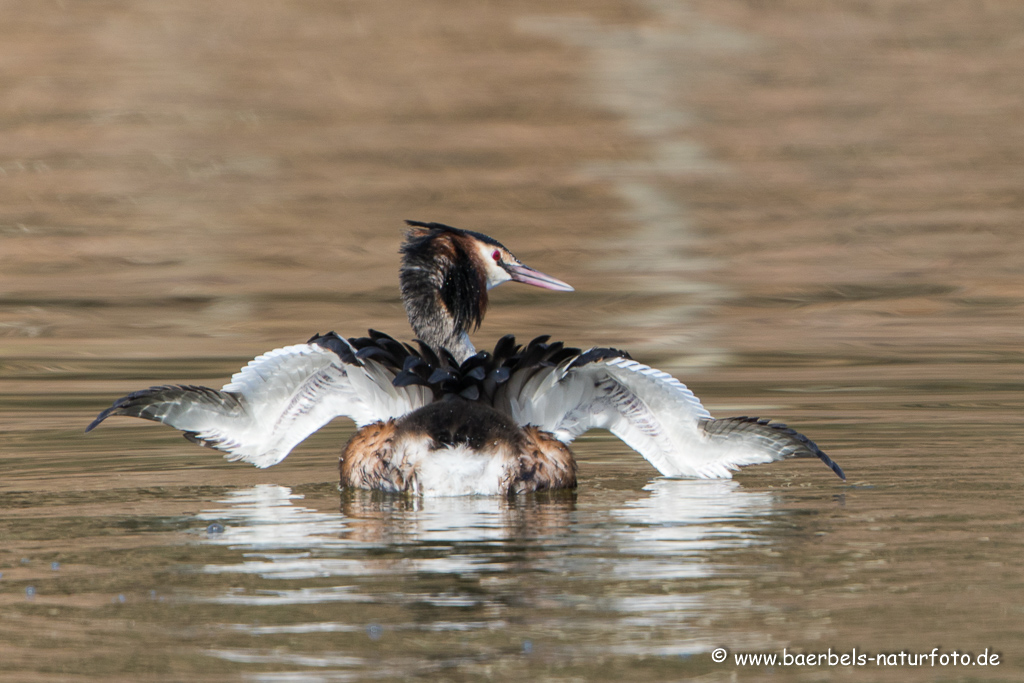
[87,221,845,495]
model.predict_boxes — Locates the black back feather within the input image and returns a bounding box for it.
[308,329,629,407]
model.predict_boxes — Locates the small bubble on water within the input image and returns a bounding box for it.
[522,640,533,654]
[117,594,126,603]
[20,558,30,565]
[366,624,383,641]
[26,586,35,600]
[51,562,60,571]
[206,522,225,535]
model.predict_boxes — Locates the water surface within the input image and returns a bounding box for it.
[2,1,1023,681]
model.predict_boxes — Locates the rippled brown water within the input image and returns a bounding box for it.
[2,1,1022,681]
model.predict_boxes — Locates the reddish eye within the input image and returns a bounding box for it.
[491,249,501,262]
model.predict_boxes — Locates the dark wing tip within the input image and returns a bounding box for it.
[85,387,166,433]
[85,384,242,435]
[85,408,115,433]
[702,416,846,480]
[776,422,846,481]
[822,453,846,481]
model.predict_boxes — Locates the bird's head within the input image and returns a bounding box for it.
[402,220,573,292]
[398,221,573,360]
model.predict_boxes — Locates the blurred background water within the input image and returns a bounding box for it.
[1,1,1022,681]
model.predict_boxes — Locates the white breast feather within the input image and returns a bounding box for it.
[401,441,510,497]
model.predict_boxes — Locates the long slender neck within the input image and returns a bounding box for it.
[399,231,488,363]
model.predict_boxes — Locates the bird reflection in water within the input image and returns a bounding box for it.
[196,479,773,587]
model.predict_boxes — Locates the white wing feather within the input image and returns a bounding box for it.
[499,353,788,479]
[90,342,432,468]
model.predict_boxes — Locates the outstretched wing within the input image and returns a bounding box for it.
[497,350,844,480]
[87,339,432,468]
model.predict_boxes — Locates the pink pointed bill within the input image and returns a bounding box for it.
[505,263,574,292]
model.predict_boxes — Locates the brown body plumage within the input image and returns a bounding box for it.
[340,400,577,494]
